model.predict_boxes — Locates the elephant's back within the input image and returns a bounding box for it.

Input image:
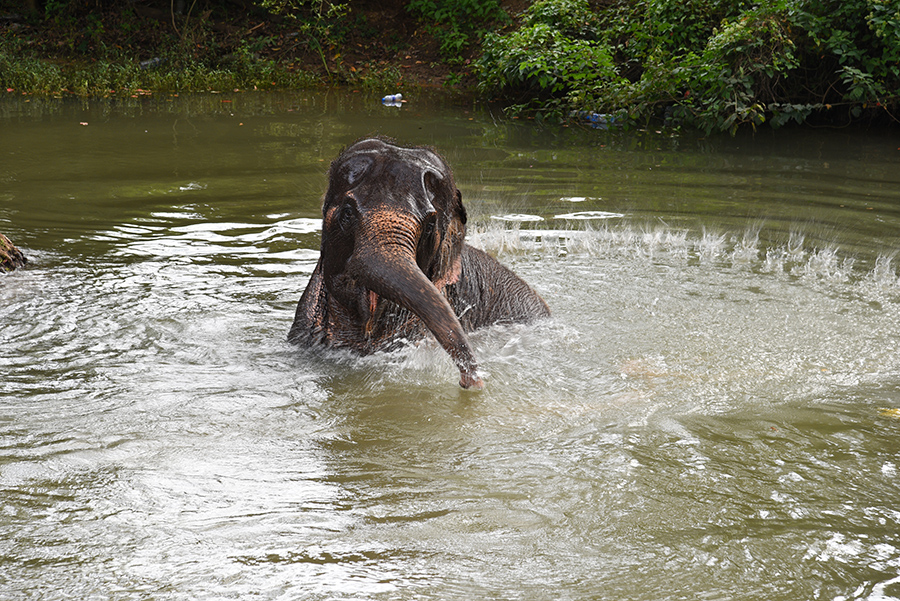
[450,245,550,331]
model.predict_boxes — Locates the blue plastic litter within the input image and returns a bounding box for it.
[571,110,619,130]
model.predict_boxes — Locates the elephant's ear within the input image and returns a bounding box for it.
[447,187,467,249]
[454,189,467,226]
[431,187,467,290]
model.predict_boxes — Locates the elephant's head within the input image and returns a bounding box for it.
[318,138,482,390]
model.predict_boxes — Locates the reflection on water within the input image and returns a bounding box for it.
[1,92,900,600]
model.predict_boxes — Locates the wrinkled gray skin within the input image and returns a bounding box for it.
[288,138,550,390]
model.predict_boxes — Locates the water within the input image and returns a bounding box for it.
[2,91,900,600]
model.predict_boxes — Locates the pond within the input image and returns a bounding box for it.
[2,91,899,600]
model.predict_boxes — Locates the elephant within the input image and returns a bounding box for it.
[0,233,26,273]
[288,138,550,390]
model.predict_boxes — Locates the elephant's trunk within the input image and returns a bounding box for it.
[349,241,483,390]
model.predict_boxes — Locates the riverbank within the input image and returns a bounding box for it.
[2,0,898,133]
[0,0,489,97]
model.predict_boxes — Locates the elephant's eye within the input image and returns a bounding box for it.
[339,204,355,230]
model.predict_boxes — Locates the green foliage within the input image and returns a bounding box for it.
[0,39,66,93]
[477,0,900,133]
[522,0,600,38]
[42,0,76,25]
[258,0,348,38]
[338,61,403,90]
[407,0,510,60]
[616,0,738,64]
[477,0,614,101]
[7,0,899,131]
[256,0,348,77]
[479,24,614,96]
[869,0,900,50]
[669,3,804,133]
[444,71,462,87]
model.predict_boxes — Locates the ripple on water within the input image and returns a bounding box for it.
[4,216,900,600]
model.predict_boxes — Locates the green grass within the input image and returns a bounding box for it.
[0,39,324,96]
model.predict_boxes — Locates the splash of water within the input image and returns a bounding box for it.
[468,219,900,290]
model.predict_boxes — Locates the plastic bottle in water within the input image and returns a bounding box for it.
[570,110,617,129]
[381,93,403,105]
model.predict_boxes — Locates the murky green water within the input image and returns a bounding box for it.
[2,91,900,600]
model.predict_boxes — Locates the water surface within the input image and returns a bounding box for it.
[2,91,900,600]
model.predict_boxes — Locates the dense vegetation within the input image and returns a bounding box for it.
[1,0,898,133]
[479,0,900,132]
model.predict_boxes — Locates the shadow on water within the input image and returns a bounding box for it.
[2,91,900,600]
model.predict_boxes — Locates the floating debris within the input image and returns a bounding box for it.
[381,93,404,107]
[570,110,621,130]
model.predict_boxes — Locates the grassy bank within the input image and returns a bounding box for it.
[0,0,435,97]
[0,39,329,96]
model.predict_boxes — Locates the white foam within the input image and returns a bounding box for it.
[490,214,545,223]
[554,211,625,220]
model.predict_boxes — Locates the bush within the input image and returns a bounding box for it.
[256,0,349,78]
[407,0,510,60]
[477,0,616,119]
[674,0,900,132]
[476,0,900,133]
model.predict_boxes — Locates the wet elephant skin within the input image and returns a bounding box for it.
[288,138,550,390]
